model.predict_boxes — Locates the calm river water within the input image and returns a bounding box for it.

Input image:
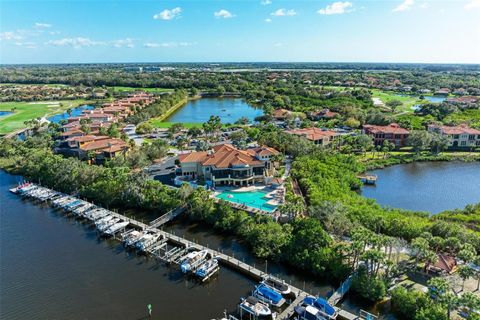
[1,170,392,319]
[362,161,480,214]
[166,98,263,124]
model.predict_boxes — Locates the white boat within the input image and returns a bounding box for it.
[239,296,272,317]
[135,232,161,251]
[180,250,208,273]
[261,276,291,295]
[95,215,114,227]
[294,305,328,320]
[124,231,144,247]
[89,210,109,221]
[97,218,120,232]
[104,221,129,236]
[195,258,219,279]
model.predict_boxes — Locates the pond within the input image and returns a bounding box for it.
[423,95,446,103]
[0,111,13,118]
[362,162,480,214]
[165,98,263,124]
[47,105,94,123]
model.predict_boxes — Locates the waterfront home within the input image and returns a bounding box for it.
[426,254,457,275]
[308,109,339,121]
[286,127,340,146]
[178,144,279,187]
[362,123,409,147]
[428,124,480,148]
[272,108,292,121]
[79,138,129,161]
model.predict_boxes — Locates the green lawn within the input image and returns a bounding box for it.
[370,89,423,113]
[0,100,93,135]
[109,86,174,93]
[148,120,204,129]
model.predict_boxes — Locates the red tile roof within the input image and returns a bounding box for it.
[363,123,409,135]
[286,127,339,141]
[80,138,127,152]
[431,124,480,135]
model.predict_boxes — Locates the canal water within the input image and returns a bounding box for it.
[0,170,392,319]
[47,105,94,124]
[165,98,263,124]
[0,171,255,320]
[362,161,480,214]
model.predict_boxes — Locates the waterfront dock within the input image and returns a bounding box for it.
[12,183,360,320]
[357,173,378,185]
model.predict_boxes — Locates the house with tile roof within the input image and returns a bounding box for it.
[428,124,480,149]
[286,127,341,146]
[362,123,410,147]
[178,144,279,187]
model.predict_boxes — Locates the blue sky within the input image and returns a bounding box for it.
[1,0,479,64]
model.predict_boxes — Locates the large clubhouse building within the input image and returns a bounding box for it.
[178,144,279,187]
[428,124,480,148]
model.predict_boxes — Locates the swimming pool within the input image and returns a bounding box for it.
[216,190,278,212]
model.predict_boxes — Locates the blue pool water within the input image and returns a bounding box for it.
[216,190,277,212]
[47,105,94,123]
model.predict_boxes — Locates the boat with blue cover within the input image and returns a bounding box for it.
[303,296,337,319]
[194,258,219,280]
[294,305,328,320]
[252,283,285,308]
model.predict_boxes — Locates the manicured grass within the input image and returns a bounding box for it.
[0,100,93,135]
[370,89,423,113]
[109,86,174,93]
[148,121,204,129]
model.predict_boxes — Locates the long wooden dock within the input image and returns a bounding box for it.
[14,184,359,320]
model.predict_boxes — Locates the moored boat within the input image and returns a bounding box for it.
[239,296,272,317]
[180,250,208,273]
[303,297,337,319]
[252,283,285,308]
[261,276,291,295]
[195,258,219,279]
[294,305,327,320]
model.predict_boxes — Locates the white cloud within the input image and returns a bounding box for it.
[111,38,134,48]
[35,23,52,28]
[420,2,429,9]
[46,37,104,48]
[318,2,353,15]
[465,0,480,9]
[214,9,235,19]
[0,31,23,41]
[261,0,272,5]
[153,7,182,20]
[265,18,272,23]
[144,42,196,48]
[271,8,297,16]
[14,41,37,49]
[393,0,414,12]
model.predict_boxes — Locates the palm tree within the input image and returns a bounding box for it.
[458,265,475,292]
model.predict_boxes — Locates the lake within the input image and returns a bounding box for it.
[47,105,94,123]
[362,162,480,214]
[165,98,263,124]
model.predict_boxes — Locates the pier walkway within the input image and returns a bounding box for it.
[149,205,186,228]
[15,184,359,320]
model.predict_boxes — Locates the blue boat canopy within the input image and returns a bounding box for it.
[256,284,283,304]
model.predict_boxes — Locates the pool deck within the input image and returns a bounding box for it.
[213,185,284,214]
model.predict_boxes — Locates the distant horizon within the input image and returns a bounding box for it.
[1,0,479,64]
[2,61,480,67]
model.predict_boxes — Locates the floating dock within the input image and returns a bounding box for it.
[12,183,360,320]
